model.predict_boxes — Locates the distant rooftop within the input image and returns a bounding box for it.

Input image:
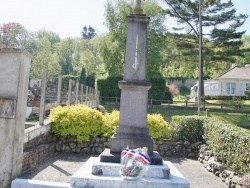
[217,64,250,80]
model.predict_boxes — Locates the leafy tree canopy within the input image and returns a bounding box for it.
[81,25,97,39]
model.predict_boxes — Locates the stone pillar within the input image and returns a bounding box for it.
[0,49,31,187]
[110,14,154,154]
[39,68,47,125]
[67,79,72,106]
[75,81,79,104]
[56,75,62,106]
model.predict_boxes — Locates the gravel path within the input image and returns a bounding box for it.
[19,153,227,188]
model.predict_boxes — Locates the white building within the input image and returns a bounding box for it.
[190,64,250,97]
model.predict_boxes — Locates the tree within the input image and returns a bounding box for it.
[81,26,96,39]
[0,22,34,52]
[236,35,250,66]
[30,37,60,79]
[163,0,248,96]
[102,0,168,78]
[163,0,247,60]
[54,38,75,76]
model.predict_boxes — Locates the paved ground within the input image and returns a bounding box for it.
[19,153,227,188]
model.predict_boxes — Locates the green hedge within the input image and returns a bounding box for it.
[50,105,172,141]
[50,105,105,142]
[205,95,247,100]
[97,76,123,98]
[170,115,208,142]
[204,120,250,175]
[148,77,166,105]
[97,76,166,105]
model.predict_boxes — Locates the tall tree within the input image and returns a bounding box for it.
[236,35,250,66]
[102,0,168,78]
[54,38,75,76]
[0,22,34,52]
[30,37,60,79]
[163,0,247,63]
[81,26,97,39]
[163,0,248,96]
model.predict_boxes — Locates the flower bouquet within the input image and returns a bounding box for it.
[120,147,151,180]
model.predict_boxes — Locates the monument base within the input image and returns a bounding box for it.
[70,156,189,188]
[100,148,163,165]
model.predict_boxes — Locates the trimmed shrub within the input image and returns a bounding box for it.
[245,90,250,99]
[97,76,123,99]
[102,111,172,140]
[148,77,166,105]
[103,110,119,137]
[170,116,207,142]
[204,120,250,175]
[49,105,105,142]
[163,86,173,103]
[148,113,172,139]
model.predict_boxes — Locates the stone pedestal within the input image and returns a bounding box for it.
[110,81,153,155]
[0,49,31,187]
[71,157,190,188]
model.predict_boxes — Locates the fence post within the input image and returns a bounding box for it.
[80,84,84,104]
[97,91,100,106]
[206,109,210,117]
[75,81,79,104]
[85,86,89,106]
[221,103,223,109]
[67,79,72,106]
[185,100,188,109]
[39,69,47,125]
[56,75,62,106]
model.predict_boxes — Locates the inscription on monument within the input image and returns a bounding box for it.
[0,99,16,118]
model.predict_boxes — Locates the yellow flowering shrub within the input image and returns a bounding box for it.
[49,105,105,142]
[148,113,172,139]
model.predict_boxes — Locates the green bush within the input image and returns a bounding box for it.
[49,105,105,142]
[170,116,207,142]
[103,110,119,137]
[97,76,123,98]
[102,110,172,140]
[245,90,250,96]
[148,113,172,139]
[148,77,166,105]
[163,86,173,103]
[204,120,250,175]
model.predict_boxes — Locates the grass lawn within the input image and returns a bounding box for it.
[103,100,250,129]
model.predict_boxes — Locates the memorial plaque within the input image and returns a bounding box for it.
[0,99,16,118]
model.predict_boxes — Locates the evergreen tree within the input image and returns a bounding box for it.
[163,0,248,96]
[81,26,96,39]
[80,67,86,85]
[164,0,247,62]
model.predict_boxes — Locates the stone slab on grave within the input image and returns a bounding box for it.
[70,156,189,188]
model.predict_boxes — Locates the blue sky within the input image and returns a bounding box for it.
[0,0,249,38]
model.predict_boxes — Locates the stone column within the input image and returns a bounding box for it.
[0,49,31,187]
[67,79,72,106]
[56,75,62,106]
[110,14,154,154]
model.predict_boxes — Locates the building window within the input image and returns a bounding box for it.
[226,83,236,95]
[246,83,250,90]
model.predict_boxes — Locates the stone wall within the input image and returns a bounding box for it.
[22,121,55,173]
[55,137,203,159]
[198,144,247,188]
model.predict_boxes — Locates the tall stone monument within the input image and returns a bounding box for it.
[69,1,189,187]
[100,0,163,164]
[0,49,31,187]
